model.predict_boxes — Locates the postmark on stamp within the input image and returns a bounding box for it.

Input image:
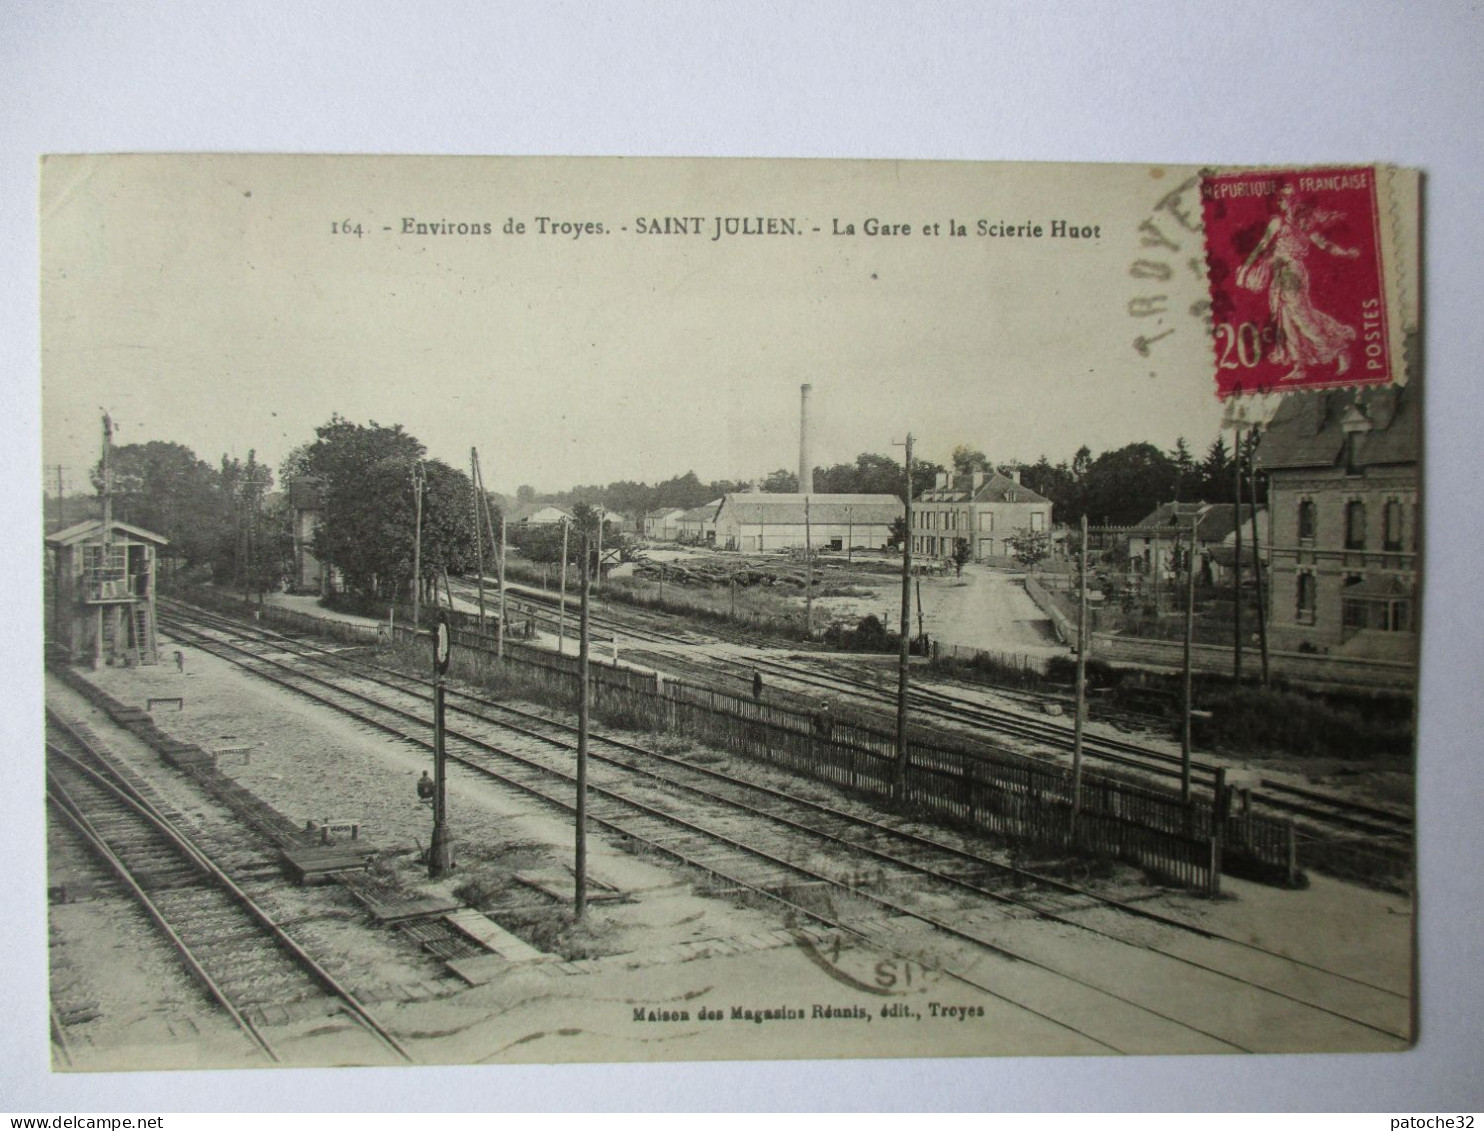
[1201,167,1397,398]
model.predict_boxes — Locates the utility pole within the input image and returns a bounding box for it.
[804,494,813,638]
[915,574,925,648]
[558,518,570,654]
[1071,514,1088,840]
[54,465,65,527]
[595,510,604,592]
[575,517,591,920]
[846,506,853,563]
[470,454,503,658]
[893,433,914,801]
[1245,449,1270,687]
[1181,518,1197,803]
[1232,425,1244,681]
[429,613,453,878]
[471,450,486,632]
[498,511,507,659]
[411,462,426,630]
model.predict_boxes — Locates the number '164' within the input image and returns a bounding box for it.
[1215,321,1272,369]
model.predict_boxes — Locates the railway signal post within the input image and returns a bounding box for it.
[429,612,454,878]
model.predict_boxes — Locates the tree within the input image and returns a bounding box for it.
[1200,435,1231,501]
[887,515,906,550]
[910,458,947,501]
[1171,436,1196,501]
[761,468,799,493]
[516,484,537,503]
[216,450,277,600]
[950,444,989,476]
[95,440,222,567]
[951,537,972,577]
[300,416,430,602]
[1005,528,1052,570]
[1082,442,1178,526]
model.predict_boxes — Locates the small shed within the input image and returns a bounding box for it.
[46,518,168,666]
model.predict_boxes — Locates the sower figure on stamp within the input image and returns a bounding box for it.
[1237,182,1361,382]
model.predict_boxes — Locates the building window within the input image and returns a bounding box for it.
[1344,501,1366,550]
[1345,432,1362,475]
[979,512,994,533]
[1030,511,1046,532]
[1295,571,1316,624]
[1383,499,1403,551]
[1297,500,1316,541]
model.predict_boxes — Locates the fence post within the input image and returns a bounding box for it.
[1207,836,1222,898]
[1286,820,1299,888]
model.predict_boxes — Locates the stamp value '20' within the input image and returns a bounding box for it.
[1201,167,1396,398]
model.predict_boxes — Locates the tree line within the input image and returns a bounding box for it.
[70,414,1256,605]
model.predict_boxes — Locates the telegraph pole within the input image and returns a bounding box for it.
[558,518,570,654]
[411,462,425,630]
[1181,517,1197,802]
[575,518,592,920]
[498,511,507,659]
[894,433,914,801]
[471,454,503,658]
[1244,448,1271,687]
[804,494,813,638]
[595,510,604,592]
[1232,425,1244,681]
[429,613,453,878]
[1071,514,1088,839]
[470,450,486,631]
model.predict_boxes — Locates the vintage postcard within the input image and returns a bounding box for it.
[40,155,1420,1070]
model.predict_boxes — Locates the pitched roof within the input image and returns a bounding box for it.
[678,499,724,522]
[1131,502,1263,543]
[916,471,1049,506]
[1256,386,1417,471]
[45,518,170,547]
[717,493,902,524]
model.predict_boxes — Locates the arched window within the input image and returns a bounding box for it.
[1345,501,1366,550]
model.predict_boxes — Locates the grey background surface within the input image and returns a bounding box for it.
[3,0,1480,1112]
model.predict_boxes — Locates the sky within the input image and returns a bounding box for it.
[42,155,1242,497]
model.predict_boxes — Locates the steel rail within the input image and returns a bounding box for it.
[160,612,1299,1050]
[45,723,415,1064]
[165,602,1411,1010]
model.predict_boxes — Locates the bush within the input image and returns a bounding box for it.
[1045,655,1121,689]
[1191,684,1411,760]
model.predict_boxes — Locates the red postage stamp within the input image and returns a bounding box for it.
[1201,166,1395,398]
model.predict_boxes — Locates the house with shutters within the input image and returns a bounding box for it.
[910,470,1051,563]
[1255,385,1418,660]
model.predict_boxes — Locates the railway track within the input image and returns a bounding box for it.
[45,714,415,1065]
[157,600,1411,1052]
[473,580,1414,844]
